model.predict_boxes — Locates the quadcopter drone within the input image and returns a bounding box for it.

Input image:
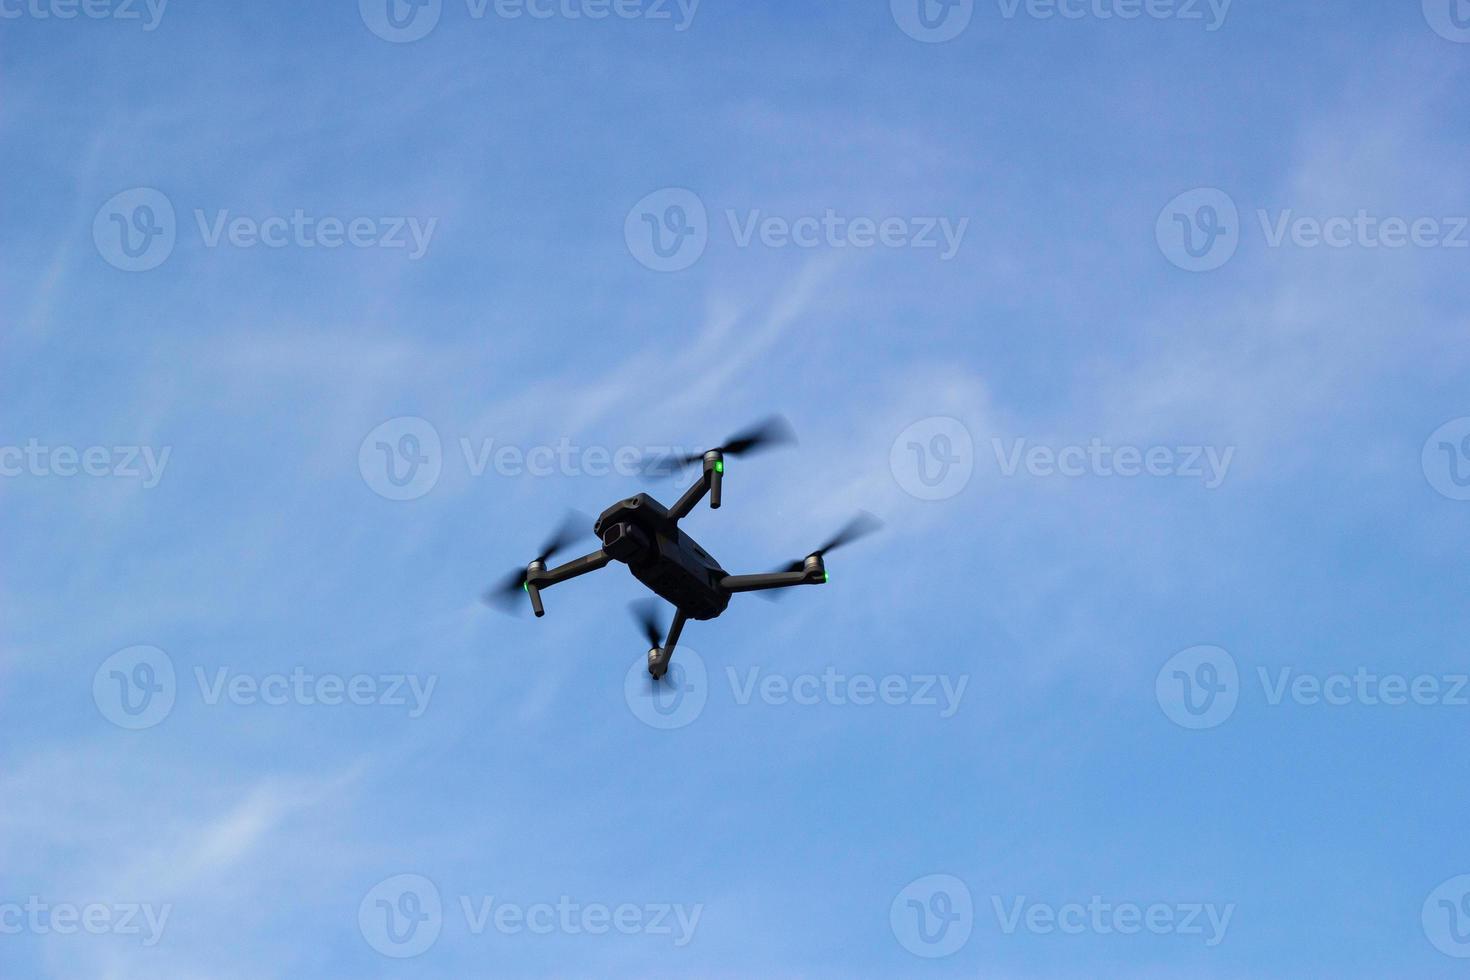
[483,417,880,681]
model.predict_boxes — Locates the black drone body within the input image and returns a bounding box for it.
[484,418,879,680]
[595,491,742,622]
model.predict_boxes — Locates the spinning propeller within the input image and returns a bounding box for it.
[761,511,883,599]
[630,598,664,650]
[641,415,797,474]
[481,510,591,613]
[629,599,679,691]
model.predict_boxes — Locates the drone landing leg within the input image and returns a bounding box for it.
[649,609,689,679]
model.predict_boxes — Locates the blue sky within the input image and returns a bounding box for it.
[4,0,1470,976]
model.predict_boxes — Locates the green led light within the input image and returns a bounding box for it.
[823,571,830,583]
[522,582,529,592]
[713,460,724,473]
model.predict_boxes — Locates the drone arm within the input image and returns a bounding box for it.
[669,455,723,520]
[721,566,822,595]
[524,549,613,618]
[669,474,709,520]
[541,549,613,586]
